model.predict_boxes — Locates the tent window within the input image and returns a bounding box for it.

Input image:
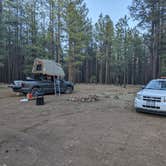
[36,64,42,71]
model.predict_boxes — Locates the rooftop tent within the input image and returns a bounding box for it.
[32,58,65,78]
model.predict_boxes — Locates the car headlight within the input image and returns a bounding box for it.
[136,94,142,100]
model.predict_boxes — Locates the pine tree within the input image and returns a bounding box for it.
[0,0,4,67]
[95,14,114,84]
[65,0,89,82]
[129,0,166,78]
[159,0,166,76]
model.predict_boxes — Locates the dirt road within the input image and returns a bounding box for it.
[0,84,166,166]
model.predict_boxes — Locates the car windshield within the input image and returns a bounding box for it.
[145,80,166,90]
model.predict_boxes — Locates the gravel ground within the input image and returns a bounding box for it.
[0,84,166,166]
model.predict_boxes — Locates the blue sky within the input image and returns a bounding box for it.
[84,0,135,26]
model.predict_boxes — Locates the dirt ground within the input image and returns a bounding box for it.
[0,84,166,166]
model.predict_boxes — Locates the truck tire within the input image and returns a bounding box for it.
[23,92,27,96]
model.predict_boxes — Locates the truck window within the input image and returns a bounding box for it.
[36,64,42,71]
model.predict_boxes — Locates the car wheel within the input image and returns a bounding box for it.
[65,86,73,94]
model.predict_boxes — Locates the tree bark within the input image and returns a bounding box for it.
[105,46,109,84]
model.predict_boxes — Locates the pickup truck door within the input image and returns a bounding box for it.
[39,80,54,93]
[48,80,54,93]
[45,80,54,93]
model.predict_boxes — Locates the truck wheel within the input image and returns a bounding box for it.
[23,92,27,96]
[65,86,73,94]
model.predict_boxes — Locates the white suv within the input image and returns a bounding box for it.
[135,79,166,114]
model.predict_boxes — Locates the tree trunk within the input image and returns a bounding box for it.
[123,69,126,88]
[152,1,158,79]
[68,40,75,82]
[105,46,109,84]
[49,0,55,60]
[85,58,89,83]
[56,0,62,63]
[99,60,103,83]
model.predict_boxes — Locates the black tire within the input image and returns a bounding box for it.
[65,86,73,94]
[23,92,27,96]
